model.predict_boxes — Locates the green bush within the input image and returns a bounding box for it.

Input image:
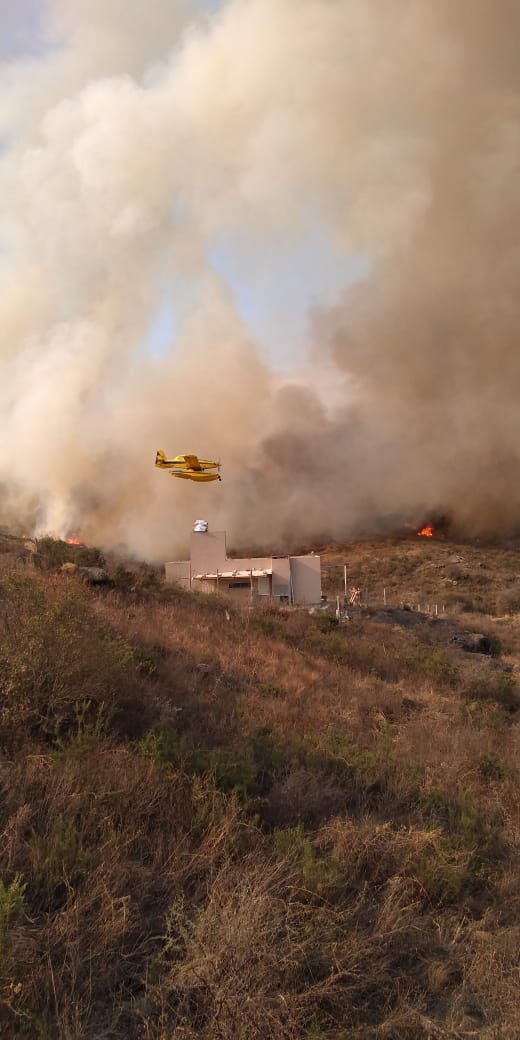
[410,845,489,905]
[461,667,519,710]
[0,574,146,749]
[274,822,314,864]
[313,613,339,633]
[0,875,26,955]
[110,564,135,593]
[419,786,499,860]
[398,644,459,684]
[53,699,112,754]
[140,729,260,799]
[477,752,513,781]
[273,824,343,894]
[30,816,90,903]
[37,536,105,569]
[251,613,283,637]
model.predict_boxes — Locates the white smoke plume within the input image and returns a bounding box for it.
[1,0,519,557]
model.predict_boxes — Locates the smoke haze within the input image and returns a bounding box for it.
[1,0,519,556]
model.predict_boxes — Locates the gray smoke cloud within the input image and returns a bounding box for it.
[1,0,519,557]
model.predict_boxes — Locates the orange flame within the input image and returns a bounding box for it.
[417,523,434,537]
[65,534,81,546]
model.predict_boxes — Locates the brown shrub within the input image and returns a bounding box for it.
[0,572,153,751]
[0,541,519,1038]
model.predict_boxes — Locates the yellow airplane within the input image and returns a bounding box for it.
[155,450,221,482]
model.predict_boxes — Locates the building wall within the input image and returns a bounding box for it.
[224,580,254,601]
[190,530,272,575]
[190,531,227,573]
[196,579,218,595]
[192,576,263,601]
[257,575,271,596]
[272,557,291,598]
[289,555,322,605]
[165,530,321,605]
[164,560,191,589]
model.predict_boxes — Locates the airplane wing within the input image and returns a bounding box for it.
[181,453,202,470]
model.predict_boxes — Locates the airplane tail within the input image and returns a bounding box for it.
[155,449,167,467]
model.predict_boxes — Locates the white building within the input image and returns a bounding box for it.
[165,527,321,605]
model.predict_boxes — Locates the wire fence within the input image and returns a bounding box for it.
[342,588,446,614]
[323,564,448,616]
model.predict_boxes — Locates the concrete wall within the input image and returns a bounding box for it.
[190,530,272,575]
[223,580,254,601]
[289,555,322,605]
[190,531,227,573]
[192,576,262,601]
[196,579,218,595]
[164,560,190,589]
[257,575,271,596]
[272,557,291,598]
[165,530,321,605]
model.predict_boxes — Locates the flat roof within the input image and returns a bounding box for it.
[193,569,272,580]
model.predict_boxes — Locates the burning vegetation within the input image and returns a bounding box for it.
[65,533,82,546]
[1,1,520,553]
[412,514,452,540]
[417,522,434,537]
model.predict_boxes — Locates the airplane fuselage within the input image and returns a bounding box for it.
[170,470,221,482]
[155,450,221,481]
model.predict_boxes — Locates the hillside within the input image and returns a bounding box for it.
[0,531,519,1039]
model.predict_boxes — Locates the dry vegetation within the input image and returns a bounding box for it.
[0,530,519,1038]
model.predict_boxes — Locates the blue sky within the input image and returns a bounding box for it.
[0,0,222,59]
[209,230,368,368]
[0,0,45,59]
[144,227,367,369]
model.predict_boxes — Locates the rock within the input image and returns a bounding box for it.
[450,631,494,654]
[79,566,110,585]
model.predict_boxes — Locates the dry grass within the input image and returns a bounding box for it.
[0,535,519,1038]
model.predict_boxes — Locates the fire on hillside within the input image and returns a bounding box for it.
[417,523,434,538]
[403,514,450,539]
